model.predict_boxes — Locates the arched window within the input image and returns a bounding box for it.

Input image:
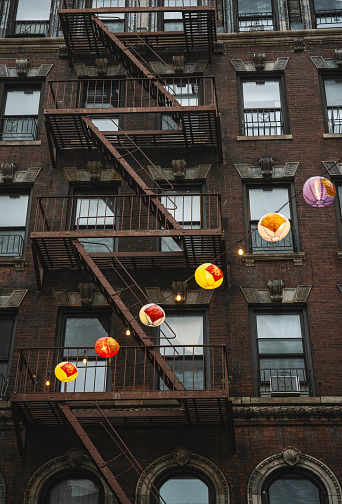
[153,470,215,504]
[39,470,103,504]
[262,470,328,504]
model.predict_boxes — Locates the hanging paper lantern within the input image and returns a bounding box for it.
[195,263,224,290]
[95,336,120,358]
[258,213,291,242]
[139,303,165,327]
[303,176,336,207]
[55,361,78,382]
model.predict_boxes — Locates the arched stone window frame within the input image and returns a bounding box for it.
[247,447,342,504]
[135,448,229,504]
[0,472,5,504]
[24,449,116,504]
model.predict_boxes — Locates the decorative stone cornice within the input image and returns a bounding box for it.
[240,283,311,304]
[63,166,120,182]
[16,58,30,77]
[172,55,185,73]
[230,56,289,73]
[52,289,109,307]
[78,283,96,305]
[234,161,298,179]
[322,160,342,176]
[0,290,28,308]
[0,63,53,78]
[337,284,342,293]
[0,165,41,184]
[233,404,342,419]
[292,38,306,51]
[73,62,125,77]
[149,60,208,75]
[145,286,214,305]
[310,54,342,70]
[147,163,211,181]
[242,252,306,267]
[95,57,109,76]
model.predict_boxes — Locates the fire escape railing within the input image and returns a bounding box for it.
[13,345,230,395]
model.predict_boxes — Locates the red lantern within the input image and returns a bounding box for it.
[95,336,120,358]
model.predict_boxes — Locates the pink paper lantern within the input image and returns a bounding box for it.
[303,176,336,207]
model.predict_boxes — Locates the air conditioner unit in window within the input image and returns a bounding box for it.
[270,375,300,396]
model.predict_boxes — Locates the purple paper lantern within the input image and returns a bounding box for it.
[303,177,336,207]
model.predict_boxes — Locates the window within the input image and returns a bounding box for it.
[241,78,287,136]
[1,86,41,141]
[251,311,313,397]
[262,470,328,504]
[313,0,342,28]
[0,190,30,257]
[159,475,210,504]
[322,78,342,134]
[163,0,199,32]
[246,186,298,253]
[72,188,119,253]
[162,79,199,130]
[40,471,103,504]
[57,313,111,392]
[6,0,54,36]
[160,186,202,252]
[236,0,276,32]
[84,80,120,133]
[159,312,208,390]
[0,316,15,400]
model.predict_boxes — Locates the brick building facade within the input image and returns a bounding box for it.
[0,1,342,503]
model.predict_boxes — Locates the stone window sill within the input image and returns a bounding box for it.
[0,141,41,146]
[0,258,27,271]
[337,251,342,261]
[237,135,293,141]
[323,133,342,139]
[242,252,305,266]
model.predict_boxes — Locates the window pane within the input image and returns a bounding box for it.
[63,317,109,355]
[249,188,290,220]
[161,193,201,223]
[160,477,209,504]
[256,314,302,339]
[324,79,342,106]
[16,0,52,20]
[268,476,320,504]
[238,0,272,15]
[243,81,281,109]
[259,357,305,370]
[161,314,204,353]
[258,339,303,354]
[49,478,100,503]
[0,194,29,227]
[62,360,108,393]
[4,90,40,116]
[91,118,119,131]
[0,318,14,360]
[314,0,342,10]
[75,197,116,227]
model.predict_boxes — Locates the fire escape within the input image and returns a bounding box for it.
[10,2,234,502]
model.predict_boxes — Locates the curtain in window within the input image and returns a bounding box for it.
[256,314,301,341]
[268,476,321,504]
[324,80,342,107]
[238,0,272,15]
[249,188,290,220]
[49,478,100,504]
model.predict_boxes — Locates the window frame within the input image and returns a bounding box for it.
[243,181,300,254]
[261,468,329,504]
[55,309,114,393]
[0,81,44,142]
[0,313,17,400]
[249,308,315,397]
[334,180,342,249]
[4,0,58,37]
[82,78,123,133]
[233,0,279,33]
[310,0,342,29]
[238,74,289,137]
[0,186,32,258]
[319,74,342,134]
[157,308,210,390]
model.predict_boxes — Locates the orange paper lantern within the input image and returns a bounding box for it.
[95,336,120,358]
[258,213,290,242]
[55,361,78,382]
[195,263,224,289]
[139,303,165,327]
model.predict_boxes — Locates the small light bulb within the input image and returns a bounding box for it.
[175,294,182,302]
[126,328,131,336]
[82,358,87,364]
[45,380,51,386]
[238,247,244,256]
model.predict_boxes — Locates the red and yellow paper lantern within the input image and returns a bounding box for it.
[95,336,120,358]
[139,303,165,327]
[55,361,78,382]
[258,213,291,242]
[195,263,224,290]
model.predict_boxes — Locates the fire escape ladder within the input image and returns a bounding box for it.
[82,117,183,233]
[58,403,132,504]
[72,239,185,392]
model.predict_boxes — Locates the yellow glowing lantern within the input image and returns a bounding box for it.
[95,336,120,358]
[195,263,224,289]
[258,213,291,242]
[139,303,165,327]
[55,361,78,382]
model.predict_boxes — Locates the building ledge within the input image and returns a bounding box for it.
[242,252,305,266]
[323,133,342,139]
[337,251,342,261]
[0,141,41,146]
[237,134,293,141]
[0,257,27,271]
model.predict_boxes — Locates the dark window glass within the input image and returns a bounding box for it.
[60,315,111,393]
[314,0,342,28]
[0,317,15,399]
[162,80,199,130]
[163,0,198,31]
[84,81,120,132]
[242,80,286,136]
[247,187,295,253]
[323,79,342,134]
[263,472,326,504]
[48,477,100,503]
[237,0,275,32]
[255,313,310,397]
[1,87,40,141]
[159,476,210,504]
[0,192,29,257]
